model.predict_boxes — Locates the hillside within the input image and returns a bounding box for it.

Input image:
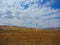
[0,26,60,45]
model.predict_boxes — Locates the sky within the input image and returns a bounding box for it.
[0,0,60,28]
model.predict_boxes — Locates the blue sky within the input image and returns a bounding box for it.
[51,0,60,9]
[0,0,60,28]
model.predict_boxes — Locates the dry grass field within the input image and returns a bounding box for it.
[0,26,60,45]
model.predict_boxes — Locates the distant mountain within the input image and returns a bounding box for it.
[0,26,60,30]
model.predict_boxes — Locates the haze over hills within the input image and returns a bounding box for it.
[0,26,60,31]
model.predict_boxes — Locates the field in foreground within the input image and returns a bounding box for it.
[0,26,60,45]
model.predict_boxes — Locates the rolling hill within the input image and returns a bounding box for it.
[0,26,60,45]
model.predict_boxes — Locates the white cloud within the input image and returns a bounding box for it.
[0,0,60,28]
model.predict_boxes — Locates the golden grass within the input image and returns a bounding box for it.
[0,26,60,45]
